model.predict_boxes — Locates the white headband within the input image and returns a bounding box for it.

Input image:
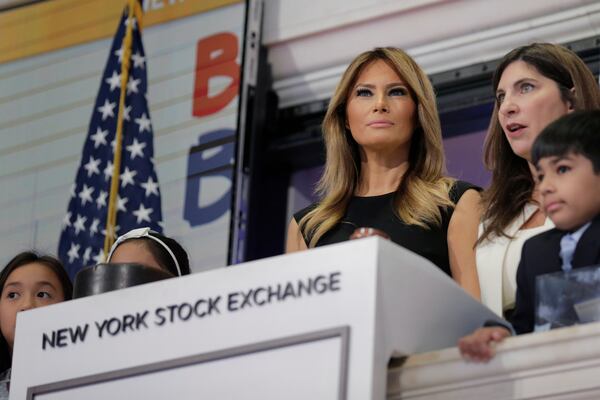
[106,227,182,276]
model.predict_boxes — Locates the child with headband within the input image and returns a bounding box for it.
[107,227,191,277]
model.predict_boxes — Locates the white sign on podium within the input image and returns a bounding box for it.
[10,238,498,399]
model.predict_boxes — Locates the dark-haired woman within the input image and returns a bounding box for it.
[476,43,600,317]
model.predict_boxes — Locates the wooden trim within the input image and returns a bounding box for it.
[0,0,242,64]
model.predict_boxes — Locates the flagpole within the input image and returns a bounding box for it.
[103,0,141,257]
[58,0,159,277]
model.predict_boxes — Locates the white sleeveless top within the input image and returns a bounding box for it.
[476,203,554,316]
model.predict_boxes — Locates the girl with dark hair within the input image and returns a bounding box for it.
[0,252,72,398]
[107,227,191,276]
[476,43,600,317]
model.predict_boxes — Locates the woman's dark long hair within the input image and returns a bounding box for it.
[0,252,72,372]
[479,43,600,244]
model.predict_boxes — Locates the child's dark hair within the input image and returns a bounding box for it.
[131,233,190,276]
[532,110,600,172]
[0,251,73,372]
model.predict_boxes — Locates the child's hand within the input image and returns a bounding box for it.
[457,327,511,362]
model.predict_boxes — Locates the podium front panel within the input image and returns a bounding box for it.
[31,327,349,400]
[10,238,498,399]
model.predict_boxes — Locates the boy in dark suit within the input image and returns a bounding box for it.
[459,110,600,362]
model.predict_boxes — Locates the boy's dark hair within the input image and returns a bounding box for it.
[0,251,73,372]
[532,110,600,172]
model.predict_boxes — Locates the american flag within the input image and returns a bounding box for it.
[58,0,162,278]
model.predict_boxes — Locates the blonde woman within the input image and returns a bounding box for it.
[286,47,482,299]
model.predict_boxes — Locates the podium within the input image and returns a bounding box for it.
[10,238,497,399]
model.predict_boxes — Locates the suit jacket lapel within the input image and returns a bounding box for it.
[573,217,600,268]
[538,229,564,274]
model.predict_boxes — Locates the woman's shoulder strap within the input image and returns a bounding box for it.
[293,202,319,223]
[449,180,482,204]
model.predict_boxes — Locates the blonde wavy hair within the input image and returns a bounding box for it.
[298,47,455,247]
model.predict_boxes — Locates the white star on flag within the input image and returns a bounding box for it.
[67,243,80,263]
[90,128,108,148]
[62,211,72,228]
[78,184,94,206]
[121,167,137,188]
[141,176,159,197]
[131,51,145,69]
[126,138,146,160]
[105,71,121,91]
[97,99,116,120]
[115,46,124,62]
[135,113,151,133]
[73,214,87,235]
[124,17,137,29]
[96,190,107,209]
[104,161,114,181]
[83,156,101,177]
[123,105,131,121]
[133,204,153,224]
[90,218,100,235]
[82,247,92,265]
[117,196,128,212]
[101,225,120,241]
[127,77,140,94]
[92,249,105,265]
